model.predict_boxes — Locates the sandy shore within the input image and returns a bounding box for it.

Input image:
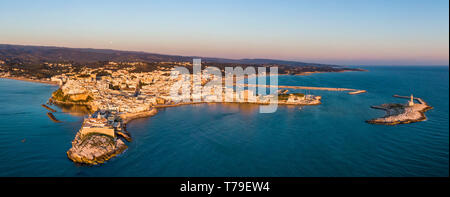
[1,76,59,85]
[295,69,367,76]
[295,71,327,76]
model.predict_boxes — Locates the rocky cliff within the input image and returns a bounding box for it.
[51,88,93,104]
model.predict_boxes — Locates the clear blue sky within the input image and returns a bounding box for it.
[0,0,448,65]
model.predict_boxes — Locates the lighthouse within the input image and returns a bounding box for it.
[408,94,415,106]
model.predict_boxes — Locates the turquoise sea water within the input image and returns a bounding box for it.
[0,66,448,177]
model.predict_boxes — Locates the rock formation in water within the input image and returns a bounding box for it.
[67,132,127,165]
[367,96,432,125]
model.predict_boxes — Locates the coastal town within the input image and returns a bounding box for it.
[2,58,433,165]
[2,60,328,165]
[0,0,447,182]
[44,61,324,112]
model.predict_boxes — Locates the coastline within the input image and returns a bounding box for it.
[0,67,366,87]
[295,69,368,76]
[0,76,59,86]
[120,108,159,124]
[0,65,447,176]
[49,98,93,108]
[122,98,322,124]
[50,68,352,165]
[237,69,368,94]
[239,68,367,79]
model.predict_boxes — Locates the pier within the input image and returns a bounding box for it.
[348,90,367,95]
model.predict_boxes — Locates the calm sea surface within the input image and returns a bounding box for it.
[0,66,448,177]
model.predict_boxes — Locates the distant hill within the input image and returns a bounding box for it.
[0,44,338,67]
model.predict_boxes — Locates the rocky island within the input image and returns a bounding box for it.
[367,95,432,125]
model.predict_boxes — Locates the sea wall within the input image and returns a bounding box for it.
[120,108,158,124]
[80,127,115,138]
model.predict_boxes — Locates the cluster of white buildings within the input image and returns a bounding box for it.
[79,115,115,138]
[51,62,321,114]
[53,67,173,113]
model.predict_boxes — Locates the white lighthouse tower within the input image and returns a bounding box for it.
[408,94,415,106]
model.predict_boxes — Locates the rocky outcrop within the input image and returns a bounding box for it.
[67,132,127,165]
[367,103,432,125]
[49,88,95,113]
[51,88,93,104]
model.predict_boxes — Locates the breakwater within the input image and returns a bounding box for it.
[116,131,132,142]
[348,90,367,95]
[42,104,57,112]
[393,95,427,105]
[46,112,61,123]
[120,108,159,124]
[367,95,432,125]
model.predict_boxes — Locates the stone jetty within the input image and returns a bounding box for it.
[46,112,61,123]
[42,104,57,112]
